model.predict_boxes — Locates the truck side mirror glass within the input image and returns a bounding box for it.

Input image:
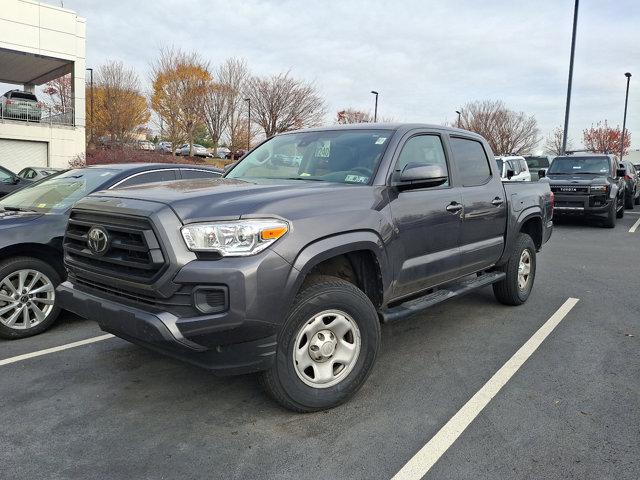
[616,168,626,178]
[506,169,515,180]
[538,169,546,178]
[398,163,448,188]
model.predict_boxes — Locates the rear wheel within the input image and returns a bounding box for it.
[260,276,380,412]
[625,191,634,209]
[0,257,61,339]
[493,233,536,306]
[635,190,640,205]
[616,196,625,218]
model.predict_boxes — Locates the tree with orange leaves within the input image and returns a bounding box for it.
[583,120,630,155]
[151,47,210,156]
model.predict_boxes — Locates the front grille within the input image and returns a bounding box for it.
[64,210,166,283]
[551,186,590,194]
[556,200,585,208]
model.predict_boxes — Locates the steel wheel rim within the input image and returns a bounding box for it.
[517,250,532,290]
[0,269,55,330]
[292,309,361,389]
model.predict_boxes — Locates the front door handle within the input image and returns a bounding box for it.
[446,202,463,213]
[491,197,504,206]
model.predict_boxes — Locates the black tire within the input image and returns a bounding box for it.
[603,200,617,228]
[617,197,625,218]
[260,276,380,412]
[493,233,536,306]
[0,257,61,340]
[635,192,640,205]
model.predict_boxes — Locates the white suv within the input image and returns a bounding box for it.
[495,155,531,182]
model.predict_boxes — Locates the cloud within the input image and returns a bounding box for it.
[66,0,640,149]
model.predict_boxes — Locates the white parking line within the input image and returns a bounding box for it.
[629,217,640,233]
[392,297,580,480]
[0,334,115,367]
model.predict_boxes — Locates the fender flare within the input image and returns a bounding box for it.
[282,230,391,307]
[498,206,543,265]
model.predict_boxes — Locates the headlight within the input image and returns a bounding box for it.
[590,185,608,193]
[181,219,289,256]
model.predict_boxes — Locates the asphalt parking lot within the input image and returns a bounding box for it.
[2,213,639,480]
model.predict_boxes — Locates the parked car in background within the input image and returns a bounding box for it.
[0,166,32,198]
[212,147,231,159]
[137,140,155,151]
[57,124,553,412]
[0,163,222,340]
[226,149,246,160]
[17,166,64,181]
[495,155,531,181]
[524,155,551,181]
[0,89,44,122]
[156,141,173,153]
[540,153,626,227]
[176,144,210,157]
[620,160,640,208]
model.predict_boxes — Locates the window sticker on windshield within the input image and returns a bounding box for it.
[600,168,608,172]
[37,203,46,208]
[572,165,582,169]
[300,172,311,176]
[375,137,387,145]
[315,142,331,158]
[345,175,368,183]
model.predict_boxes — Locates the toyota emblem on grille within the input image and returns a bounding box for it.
[87,226,109,255]
[560,187,578,192]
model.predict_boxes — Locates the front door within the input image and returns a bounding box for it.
[389,133,463,298]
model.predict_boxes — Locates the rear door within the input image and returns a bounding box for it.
[388,131,464,298]
[449,136,507,275]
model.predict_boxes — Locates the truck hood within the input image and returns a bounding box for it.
[89,178,381,223]
[0,211,44,227]
[543,173,610,186]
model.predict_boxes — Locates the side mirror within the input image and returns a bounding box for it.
[538,169,546,178]
[616,168,626,178]
[506,169,515,180]
[223,162,237,173]
[398,163,448,189]
[12,176,20,184]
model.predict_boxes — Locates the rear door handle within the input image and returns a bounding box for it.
[491,197,504,206]
[446,202,463,213]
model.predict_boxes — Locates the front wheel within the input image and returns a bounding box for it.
[493,233,536,306]
[617,197,625,218]
[0,257,61,339]
[260,276,380,412]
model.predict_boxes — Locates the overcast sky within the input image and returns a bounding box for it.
[62,0,638,150]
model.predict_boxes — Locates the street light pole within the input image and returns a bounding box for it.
[562,0,579,155]
[371,91,379,122]
[244,97,251,151]
[85,67,94,144]
[620,72,632,160]
[455,110,462,128]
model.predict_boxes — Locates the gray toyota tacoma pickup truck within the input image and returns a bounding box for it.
[57,124,553,412]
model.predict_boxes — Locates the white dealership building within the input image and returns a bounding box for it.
[0,0,85,170]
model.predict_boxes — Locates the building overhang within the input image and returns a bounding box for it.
[0,47,72,85]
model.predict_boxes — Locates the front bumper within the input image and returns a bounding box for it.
[57,280,278,375]
[553,194,613,216]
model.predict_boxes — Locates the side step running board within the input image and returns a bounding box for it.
[380,271,506,323]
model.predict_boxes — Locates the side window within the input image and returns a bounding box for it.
[23,169,36,179]
[180,169,221,179]
[0,169,12,182]
[450,137,492,186]
[116,169,177,188]
[520,160,528,172]
[394,135,449,186]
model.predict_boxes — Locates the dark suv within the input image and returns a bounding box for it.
[620,160,640,208]
[540,154,626,227]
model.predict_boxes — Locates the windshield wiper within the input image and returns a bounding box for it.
[285,177,325,182]
[2,206,38,212]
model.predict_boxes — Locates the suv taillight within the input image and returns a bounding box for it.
[549,191,554,218]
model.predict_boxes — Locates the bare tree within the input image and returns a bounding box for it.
[202,81,228,156]
[457,100,539,155]
[246,72,325,138]
[545,126,572,155]
[217,58,250,154]
[42,74,72,113]
[92,61,150,145]
[151,47,210,155]
[337,108,373,124]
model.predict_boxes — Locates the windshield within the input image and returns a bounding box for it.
[0,168,118,213]
[226,129,394,184]
[548,156,612,175]
[524,157,549,169]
